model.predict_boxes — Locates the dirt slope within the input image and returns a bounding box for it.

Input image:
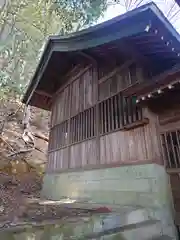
[0,98,51,223]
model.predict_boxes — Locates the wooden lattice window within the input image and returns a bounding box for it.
[99,93,123,134]
[123,96,142,126]
[49,121,68,151]
[161,131,180,169]
[99,93,142,135]
[69,106,96,144]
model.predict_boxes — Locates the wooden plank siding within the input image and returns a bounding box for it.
[99,107,161,165]
[51,86,70,127]
[70,67,96,116]
[47,62,160,173]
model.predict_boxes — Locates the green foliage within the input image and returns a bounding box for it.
[0,0,107,98]
[54,0,107,32]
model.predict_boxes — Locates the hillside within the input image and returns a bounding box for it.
[0,98,51,224]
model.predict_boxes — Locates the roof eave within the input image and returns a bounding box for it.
[22,18,150,106]
[22,2,180,108]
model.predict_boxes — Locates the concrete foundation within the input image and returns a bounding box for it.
[42,164,170,207]
[0,164,177,239]
[41,164,177,239]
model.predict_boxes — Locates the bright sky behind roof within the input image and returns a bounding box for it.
[100,0,180,32]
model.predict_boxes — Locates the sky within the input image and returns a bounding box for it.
[101,1,180,32]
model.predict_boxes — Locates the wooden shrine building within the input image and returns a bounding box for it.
[23,2,180,239]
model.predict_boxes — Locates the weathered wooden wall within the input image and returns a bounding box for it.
[99,110,161,165]
[47,61,162,173]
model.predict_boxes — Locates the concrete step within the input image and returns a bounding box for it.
[83,220,163,240]
[93,207,152,233]
[121,220,163,240]
[149,236,174,240]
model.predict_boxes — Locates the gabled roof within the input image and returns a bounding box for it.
[22,2,180,109]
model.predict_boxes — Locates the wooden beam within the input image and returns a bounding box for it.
[123,118,149,130]
[120,39,152,69]
[46,159,161,174]
[98,60,133,85]
[78,51,96,64]
[35,90,52,98]
[52,64,92,102]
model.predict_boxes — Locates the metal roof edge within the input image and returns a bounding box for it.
[149,2,180,42]
[22,38,53,104]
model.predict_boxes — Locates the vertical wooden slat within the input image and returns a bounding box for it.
[164,132,172,168]
[99,103,103,134]
[87,109,90,139]
[52,127,55,150]
[61,124,64,148]
[79,112,82,141]
[76,116,78,143]
[136,104,142,121]
[124,97,129,125]
[73,117,75,143]
[110,97,115,131]
[88,108,90,138]
[104,101,107,133]
[85,110,88,140]
[63,122,65,146]
[90,108,93,138]
[114,95,118,130]
[64,121,68,146]
[77,114,80,142]
[176,130,180,166]
[107,98,111,132]
[72,118,74,144]
[72,117,75,143]
[129,98,134,123]
[60,123,63,147]
[170,132,178,168]
[56,126,58,149]
[160,134,167,167]
[74,117,76,143]
[119,93,124,128]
